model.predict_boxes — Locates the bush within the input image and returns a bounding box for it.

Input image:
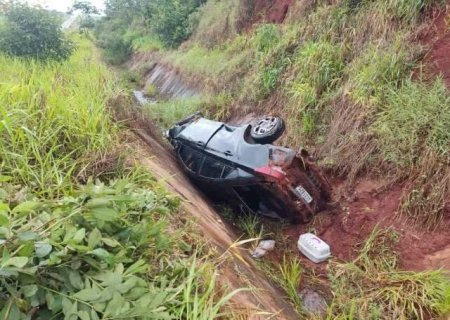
[0,4,73,61]
[149,0,207,47]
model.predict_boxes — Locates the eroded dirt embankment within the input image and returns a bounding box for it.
[113,103,298,319]
[418,3,450,87]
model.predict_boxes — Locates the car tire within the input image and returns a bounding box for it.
[250,116,285,144]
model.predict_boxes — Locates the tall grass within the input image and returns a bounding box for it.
[146,96,206,128]
[0,35,242,318]
[0,36,117,197]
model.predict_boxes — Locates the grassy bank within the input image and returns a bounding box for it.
[0,36,238,319]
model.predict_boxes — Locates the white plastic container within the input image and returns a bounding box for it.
[298,233,330,263]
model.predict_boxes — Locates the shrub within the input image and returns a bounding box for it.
[147,0,207,47]
[0,4,73,61]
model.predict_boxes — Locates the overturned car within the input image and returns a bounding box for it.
[166,112,331,223]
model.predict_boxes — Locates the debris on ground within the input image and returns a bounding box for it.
[251,240,276,259]
[298,233,330,263]
[299,288,328,316]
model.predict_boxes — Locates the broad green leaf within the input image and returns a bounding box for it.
[0,227,11,238]
[21,284,38,298]
[90,248,110,260]
[3,256,28,268]
[104,292,126,317]
[101,237,120,247]
[0,267,18,277]
[18,231,39,241]
[88,207,119,222]
[73,228,86,243]
[86,198,111,208]
[35,242,52,258]
[90,309,100,320]
[0,212,9,226]
[0,175,12,183]
[124,259,147,276]
[73,288,101,302]
[87,228,102,248]
[78,310,90,320]
[18,242,34,257]
[12,201,41,214]
[69,270,84,290]
[46,292,63,312]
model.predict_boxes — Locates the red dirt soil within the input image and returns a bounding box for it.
[254,0,293,23]
[283,178,450,272]
[418,3,450,87]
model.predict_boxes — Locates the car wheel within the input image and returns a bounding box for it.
[250,116,285,144]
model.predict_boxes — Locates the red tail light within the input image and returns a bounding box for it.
[255,166,285,181]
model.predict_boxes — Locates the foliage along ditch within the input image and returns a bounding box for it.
[0,36,247,319]
[98,0,450,318]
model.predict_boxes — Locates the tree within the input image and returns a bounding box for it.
[70,1,100,33]
[70,1,99,15]
[0,3,74,61]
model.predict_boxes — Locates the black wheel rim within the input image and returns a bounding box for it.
[252,117,278,136]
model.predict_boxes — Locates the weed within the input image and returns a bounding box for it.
[278,256,302,309]
[254,24,281,54]
[328,228,450,319]
[145,83,158,97]
[146,96,206,128]
[348,41,413,105]
[372,79,450,167]
[236,213,265,239]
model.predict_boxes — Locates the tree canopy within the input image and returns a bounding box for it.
[0,3,73,61]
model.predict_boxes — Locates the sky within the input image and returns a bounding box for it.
[27,0,105,13]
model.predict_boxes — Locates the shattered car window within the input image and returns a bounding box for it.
[178,145,203,173]
[200,156,233,179]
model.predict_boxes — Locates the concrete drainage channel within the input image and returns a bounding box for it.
[126,64,301,318]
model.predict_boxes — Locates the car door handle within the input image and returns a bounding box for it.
[224,151,232,156]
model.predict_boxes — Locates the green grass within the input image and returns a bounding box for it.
[0,36,117,198]
[0,35,241,319]
[131,35,165,52]
[372,79,450,167]
[146,96,206,128]
[328,228,450,319]
[278,256,303,309]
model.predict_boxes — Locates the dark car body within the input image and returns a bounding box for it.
[166,114,331,223]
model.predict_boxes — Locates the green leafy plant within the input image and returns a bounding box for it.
[0,3,73,61]
[0,178,179,319]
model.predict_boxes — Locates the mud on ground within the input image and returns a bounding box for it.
[283,177,450,273]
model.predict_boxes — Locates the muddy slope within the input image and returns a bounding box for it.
[419,4,450,87]
[115,105,298,319]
